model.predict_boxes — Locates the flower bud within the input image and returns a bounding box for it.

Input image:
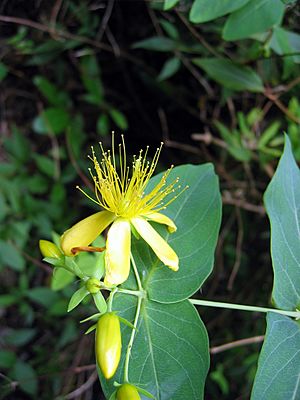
[116,383,141,400]
[39,240,62,258]
[95,313,121,379]
[86,277,101,294]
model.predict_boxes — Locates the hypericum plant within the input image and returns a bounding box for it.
[40,134,300,399]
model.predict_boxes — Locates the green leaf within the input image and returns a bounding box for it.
[132,37,177,52]
[223,0,285,41]
[101,296,210,400]
[5,329,36,346]
[134,164,221,303]
[80,55,104,105]
[190,0,250,23]
[51,267,75,291]
[68,286,89,312]
[33,76,71,107]
[27,287,60,308]
[32,107,70,135]
[193,58,264,92]
[109,109,128,130]
[163,0,179,10]
[0,240,25,271]
[157,57,181,81]
[0,62,8,81]
[251,313,300,399]
[34,154,55,177]
[12,360,38,396]
[214,121,252,162]
[93,291,107,313]
[97,114,110,137]
[0,350,16,369]
[264,135,300,309]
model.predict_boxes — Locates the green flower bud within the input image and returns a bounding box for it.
[86,278,101,294]
[95,313,121,379]
[117,383,141,400]
[39,240,62,258]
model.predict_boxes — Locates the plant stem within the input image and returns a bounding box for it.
[118,288,144,297]
[107,287,118,312]
[124,295,142,382]
[189,299,300,319]
[130,253,143,291]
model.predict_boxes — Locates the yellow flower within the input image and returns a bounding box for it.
[61,136,181,285]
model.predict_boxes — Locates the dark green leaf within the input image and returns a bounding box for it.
[0,240,25,271]
[264,135,300,309]
[27,287,60,308]
[34,76,71,107]
[5,329,36,346]
[133,37,177,52]
[251,313,300,399]
[97,114,110,137]
[80,55,104,105]
[12,360,38,396]
[158,57,181,81]
[0,350,16,369]
[190,0,250,23]
[0,62,8,81]
[102,296,210,400]
[133,164,222,303]
[223,0,285,41]
[32,107,70,135]
[109,109,128,130]
[193,58,264,92]
[0,294,19,307]
[34,154,55,177]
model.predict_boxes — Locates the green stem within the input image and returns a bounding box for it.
[130,253,143,291]
[123,295,142,383]
[118,288,144,297]
[107,287,118,312]
[189,299,300,319]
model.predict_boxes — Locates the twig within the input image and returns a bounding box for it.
[50,0,63,40]
[63,370,98,400]
[96,0,115,42]
[176,12,220,58]
[264,91,300,124]
[210,335,264,354]
[227,207,243,290]
[222,193,265,215]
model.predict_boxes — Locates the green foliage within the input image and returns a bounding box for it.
[251,313,300,399]
[102,296,209,400]
[1,0,300,398]
[193,58,264,92]
[264,135,300,309]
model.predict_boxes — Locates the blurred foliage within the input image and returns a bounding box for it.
[0,0,299,399]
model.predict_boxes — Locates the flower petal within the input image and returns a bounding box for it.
[131,217,178,271]
[104,218,131,285]
[61,211,115,256]
[145,212,177,233]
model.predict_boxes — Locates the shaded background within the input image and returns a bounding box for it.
[0,0,299,399]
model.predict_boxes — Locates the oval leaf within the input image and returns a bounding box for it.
[193,58,264,92]
[223,0,285,41]
[251,313,300,400]
[68,286,89,312]
[264,135,300,310]
[130,164,221,303]
[190,0,250,23]
[101,295,210,400]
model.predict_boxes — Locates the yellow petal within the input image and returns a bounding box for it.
[104,218,131,285]
[61,211,115,256]
[131,217,178,271]
[145,212,177,233]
